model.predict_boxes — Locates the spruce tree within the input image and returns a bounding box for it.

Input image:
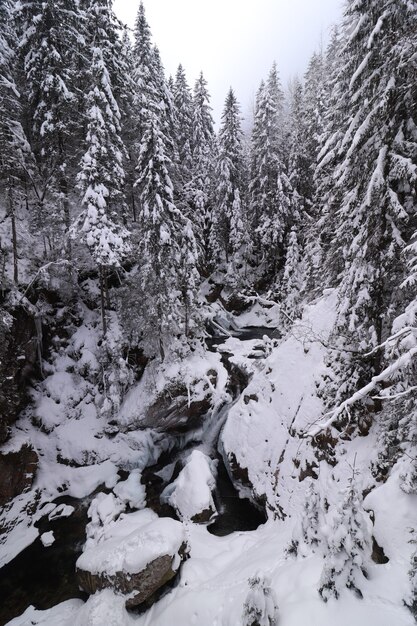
[319,475,372,601]
[72,46,130,336]
[210,88,247,278]
[173,64,193,216]
[242,574,279,626]
[189,71,216,271]
[317,1,417,410]
[131,110,201,360]
[279,227,304,325]
[15,0,83,238]
[0,0,31,284]
[249,63,295,280]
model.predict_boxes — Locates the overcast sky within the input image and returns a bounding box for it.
[113,0,344,126]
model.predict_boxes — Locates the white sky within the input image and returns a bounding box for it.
[113,0,343,126]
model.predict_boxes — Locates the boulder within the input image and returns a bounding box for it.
[142,384,212,433]
[76,509,187,608]
[0,444,38,507]
[161,450,217,523]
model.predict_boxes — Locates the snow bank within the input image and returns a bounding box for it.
[221,291,339,511]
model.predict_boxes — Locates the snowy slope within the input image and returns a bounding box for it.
[5,291,416,626]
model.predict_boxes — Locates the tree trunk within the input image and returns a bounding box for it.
[99,265,107,337]
[8,183,19,285]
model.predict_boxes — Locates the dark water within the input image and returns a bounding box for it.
[0,496,89,626]
[208,457,267,536]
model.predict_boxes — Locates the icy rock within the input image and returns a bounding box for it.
[76,509,187,608]
[161,450,217,523]
[113,469,146,510]
[40,531,55,547]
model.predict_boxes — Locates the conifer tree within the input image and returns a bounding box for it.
[173,64,193,215]
[315,1,417,411]
[279,227,304,324]
[243,574,279,626]
[16,0,83,238]
[0,0,31,284]
[287,78,310,215]
[210,88,247,277]
[189,71,216,271]
[319,475,372,601]
[131,110,201,360]
[249,63,295,280]
[72,46,129,336]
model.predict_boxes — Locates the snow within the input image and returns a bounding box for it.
[221,290,338,509]
[2,294,416,626]
[40,531,55,547]
[48,504,75,521]
[113,469,146,510]
[77,508,185,577]
[161,450,217,521]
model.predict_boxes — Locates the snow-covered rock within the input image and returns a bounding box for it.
[76,508,187,607]
[161,450,217,522]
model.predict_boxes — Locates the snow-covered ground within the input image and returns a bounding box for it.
[3,291,416,625]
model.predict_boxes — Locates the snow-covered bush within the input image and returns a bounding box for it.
[319,476,372,601]
[289,478,321,557]
[242,573,279,626]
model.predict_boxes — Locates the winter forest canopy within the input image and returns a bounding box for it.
[0,1,416,625]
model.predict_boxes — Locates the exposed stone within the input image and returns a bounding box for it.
[0,444,39,506]
[371,536,389,564]
[142,385,212,433]
[0,306,38,443]
[76,510,187,608]
[77,548,186,608]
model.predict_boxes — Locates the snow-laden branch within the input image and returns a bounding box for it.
[362,326,416,357]
[305,345,417,438]
[21,259,74,299]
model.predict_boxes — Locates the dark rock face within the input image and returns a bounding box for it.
[77,544,187,608]
[0,306,38,443]
[0,444,39,507]
[142,385,212,433]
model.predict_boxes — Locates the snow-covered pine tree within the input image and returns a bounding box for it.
[210,88,247,279]
[189,71,216,272]
[287,77,310,216]
[279,227,304,326]
[72,45,130,336]
[131,109,201,360]
[242,573,279,626]
[132,2,174,136]
[319,474,372,601]
[172,64,194,216]
[311,1,417,432]
[289,478,321,556]
[119,27,137,222]
[303,50,325,208]
[0,0,31,284]
[15,0,83,238]
[249,63,295,282]
[304,27,344,294]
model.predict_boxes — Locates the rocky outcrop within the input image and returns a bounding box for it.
[142,382,214,433]
[77,549,186,608]
[0,444,39,506]
[0,305,38,443]
[76,510,187,608]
